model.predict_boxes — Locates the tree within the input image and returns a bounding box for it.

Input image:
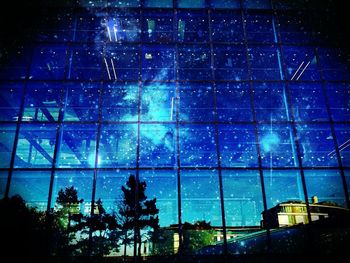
[119,174,160,258]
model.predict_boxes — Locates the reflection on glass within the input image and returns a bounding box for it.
[0,125,16,168]
[0,82,24,121]
[334,124,350,167]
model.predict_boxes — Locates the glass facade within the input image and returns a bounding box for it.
[0,0,349,258]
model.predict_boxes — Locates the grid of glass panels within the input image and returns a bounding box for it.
[0,0,349,256]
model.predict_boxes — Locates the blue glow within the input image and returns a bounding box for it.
[261,133,280,152]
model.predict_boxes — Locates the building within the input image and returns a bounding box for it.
[0,0,350,257]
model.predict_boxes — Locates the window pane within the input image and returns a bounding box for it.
[24,82,63,122]
[68,44,103,80]
[253,82,288,122]
[57,124,97,168]
[177,11,209,42]
[211,0,240,9]
[211,11,243,42]
[108,0,140,7]
[213,44,248,80]
[63,83,100,122]
[180,125,217,167]
[334,124,350,167]
[178,44,211,80]
[263,170,305,209]
[222,170,263,226]
[317,47,350,81]
[15,124,58,168]
[181,170,221,225]
[0,171,8,198]
[30,44,67,80]
[248,45,282,80]
[0,125,16,168]
[140,124,176,167]
[0,45,31,80]
[177,0,206,8]
[179,83,215,122]
[245,12,274,43]
[104,44,140,81]
[219,124,258,167]
[9,171,50,210]
[0,82,24,121]
[105,12,141,42]
[297,124,338,167]
[140,170,178,227]
[142,11,174,42]
[102,82,138,122]
[289,83,328,122]
[326,83,350,122]
[51,170,93,214]
[243,0,272,9]
[99,124,137,168]
[304,170,347,207]
[145,0,173,8]
[95,170,131,213]
[283,46,319,81]
[141,83,175,121]
[216,83,252,122]
[142,44,175,81]
[36,12,73,42]
[75,12,105,42]
[258,124,297,167]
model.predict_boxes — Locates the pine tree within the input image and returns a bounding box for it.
[119,174,159,258]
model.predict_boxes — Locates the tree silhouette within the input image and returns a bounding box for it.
[119,174,160,258]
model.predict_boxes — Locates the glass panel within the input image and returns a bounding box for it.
[141,83,175,121]
[243,0,272,9]
[98,124,137,168]
[263,170,305,209]
[24,82,63,122]
[222,170,263,226]
[317,47,350,81]
[334,124,350,167]
[345,170,350,203]
[0,171,8,198]
[142,11,174,42]
[297,124,338,167]
[178,44,211,80]
[140,170,178,227]
[108,0,140,7]
[245,12,274,43]
[248,45,282,80]
[144,0,173,8]
[211,0,240,9]
[36,12,73,42]
[218,124,258,167]
[68,44,103,80]
[104,44,140,81]
[213,44,248,80]
[277,11,314,44]
[0,45,31,80]
[283,46,319,81]
[51,170,93,214]
[215,83,252,122]
[75,12,105,42]
[177,0,206,8]
[9,171,50,210]
[63,82,100,122]
[140,124,176,167]
[0,82,23,121]
[258,124,297,167]
[177,11,209,43]
[142,44,175,81]
[304,170,347,207]
[30,44,67,80]
[102,82,138,122]
[179,83,215,122]
[211,11,243,42]
[104,12,141,42]
[181,169,222,254]
[289,83,328,122]
[326,83,350,122]
[253,82,288,122]
[180,125,217,167]
[57,124,97,168]
[0,125,16,168]
[95,170,131,213]
[15,124,57,168]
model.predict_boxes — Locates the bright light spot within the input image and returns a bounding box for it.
[88,154,101,167]
[261,132,280,152]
